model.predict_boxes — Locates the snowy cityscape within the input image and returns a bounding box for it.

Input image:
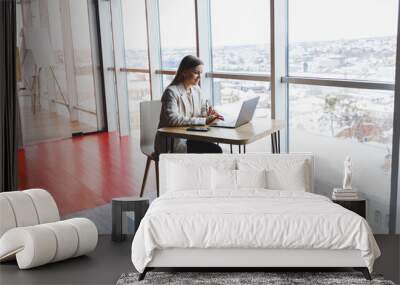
[125,36,395,149]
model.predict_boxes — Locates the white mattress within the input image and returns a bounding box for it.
[131,190,380,273]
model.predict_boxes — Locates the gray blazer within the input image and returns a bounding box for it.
[154,83,207,154]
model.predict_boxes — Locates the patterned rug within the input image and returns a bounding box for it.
[116,271,395,285]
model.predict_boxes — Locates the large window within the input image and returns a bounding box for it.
[158,0,197,70]
[213,79,270,115]
[210,0,270,74]
[122,0,151,131]
[288,0,398,233]
[70,0,97,112]
[18,0,102,145]
[122,0,149,69]
[210,0,271,110]
[289,85,394,233]
[107,0,400,233]
[162,74,174,90]
[289,0,398,82]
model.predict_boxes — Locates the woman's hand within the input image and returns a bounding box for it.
[206,115,218,125]
[207,106,224,121]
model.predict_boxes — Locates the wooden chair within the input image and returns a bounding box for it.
[139,100,162,197]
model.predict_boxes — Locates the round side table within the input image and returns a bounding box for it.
[112,197,149,242]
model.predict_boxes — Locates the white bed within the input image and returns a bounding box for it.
[131,154,380,280]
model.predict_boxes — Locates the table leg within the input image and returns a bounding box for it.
[112,201,123,242]
[244,144,246,154]
[271,133,277,153]
[239,145,241,154]
[155,160,160,197]
[171,138,174,153]
[271,131,281,154]
[277,130,280,153]
[230,144,233,154]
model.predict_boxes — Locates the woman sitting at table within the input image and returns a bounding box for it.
[154,55,224,154]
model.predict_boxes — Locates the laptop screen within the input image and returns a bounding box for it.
[235,96,260,127]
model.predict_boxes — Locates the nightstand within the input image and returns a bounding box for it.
[112,197,149,242]
[332,198,366,218]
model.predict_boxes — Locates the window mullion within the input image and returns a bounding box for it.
[110,0,130,136]
[146,0,163,99]
[270,0,289,152]
[97,0,118,132]
[196,0,214,104]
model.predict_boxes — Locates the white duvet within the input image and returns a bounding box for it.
[131,190,380,273]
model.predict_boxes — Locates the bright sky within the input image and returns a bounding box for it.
[122,0,398,49]
[211,0,270,47]
[289,0,398,42]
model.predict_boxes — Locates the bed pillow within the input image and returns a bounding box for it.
[236,169,268,189]
[237,158,310,191]
[211,169,267,192]
[167,163,212,192]
[211,168,237,191]
[266,161,307,191]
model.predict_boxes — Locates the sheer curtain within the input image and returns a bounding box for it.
[0,0,18,192]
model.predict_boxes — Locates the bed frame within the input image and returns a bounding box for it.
[137,154,372,281]
[138,248,371,280]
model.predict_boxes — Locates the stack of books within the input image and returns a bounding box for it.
[332,188,359,200]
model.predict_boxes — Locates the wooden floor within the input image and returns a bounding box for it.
[16,123,273,217]
[18,132,156,215]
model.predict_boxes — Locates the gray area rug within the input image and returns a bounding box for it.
[116,272,395,285]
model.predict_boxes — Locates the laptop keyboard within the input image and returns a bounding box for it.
[211,119,235,126]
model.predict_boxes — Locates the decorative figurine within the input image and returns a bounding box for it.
[342,156,352,190]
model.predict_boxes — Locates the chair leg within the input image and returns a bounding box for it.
[140,157,151,197]
[155,160,160,197]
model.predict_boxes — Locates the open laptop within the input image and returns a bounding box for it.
[210,96,260,128]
